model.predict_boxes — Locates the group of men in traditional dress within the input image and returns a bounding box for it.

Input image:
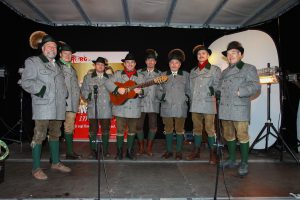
[21,31,260,180]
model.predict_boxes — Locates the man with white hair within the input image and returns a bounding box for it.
[21,31,71,180]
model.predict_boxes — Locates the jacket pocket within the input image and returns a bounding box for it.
[161,102,170,109]
[233,97,248,106]
[39,69,51,75]
[205,97,215,102]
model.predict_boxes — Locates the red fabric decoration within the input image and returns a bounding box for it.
[124,68,137,78]
[198,60,208,70]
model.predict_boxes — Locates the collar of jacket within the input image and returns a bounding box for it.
[166,69,183,76]
[233,61,245,70]
[121,69,138,77]
[141,67,159,73]
[192,62,211,71]
[59,58,72,67]
[57,59,72,68]
[91,69,109,78]
[39,54,57,64]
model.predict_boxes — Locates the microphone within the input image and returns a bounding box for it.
[93,85,98,95]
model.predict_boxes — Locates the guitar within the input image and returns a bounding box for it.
[110,75,168,105]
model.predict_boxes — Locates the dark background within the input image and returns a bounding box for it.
[0,3,299,150]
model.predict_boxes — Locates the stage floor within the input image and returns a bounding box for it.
[0,139,299,200]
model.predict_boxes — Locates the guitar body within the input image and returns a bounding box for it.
[110,80,138,105]
[110,75,169,106]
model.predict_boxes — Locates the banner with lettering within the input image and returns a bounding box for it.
[72,51,128,141]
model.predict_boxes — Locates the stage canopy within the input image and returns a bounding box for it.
[1,0,299,29]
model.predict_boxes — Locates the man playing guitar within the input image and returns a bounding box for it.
[105,53,144,160]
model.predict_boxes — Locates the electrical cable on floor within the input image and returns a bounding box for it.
[220,148,231,200]
[98,140,112,200]
[214,93,231,200]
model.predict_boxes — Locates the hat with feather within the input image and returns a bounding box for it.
[29,31,57,49]
[145,49,158,60]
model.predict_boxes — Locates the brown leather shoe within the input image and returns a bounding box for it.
[51,162,71,173]
[66,152,81,160]
[146,140,153,156]
[136,140,144,156]
[32,168,48,180]
[161,152,173,159]
[209,149,217,165]
[186,148,200,160]
[175,152,182,160]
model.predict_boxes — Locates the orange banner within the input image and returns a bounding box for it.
[71,51,128,141]
[73,114,124,141]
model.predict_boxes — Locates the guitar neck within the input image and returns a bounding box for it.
[129,79,156,90]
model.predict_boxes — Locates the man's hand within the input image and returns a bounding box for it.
[118,88,126,95]
[134,88,142,94]
[237,89,240,97]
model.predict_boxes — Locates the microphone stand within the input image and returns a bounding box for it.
[93,85,102,200]
[213,92,224,200]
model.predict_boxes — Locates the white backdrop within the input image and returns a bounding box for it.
[208,30,280,149]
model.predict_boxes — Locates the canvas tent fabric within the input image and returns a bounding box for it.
[1,0,299,29]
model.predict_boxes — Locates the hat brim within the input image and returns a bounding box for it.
[195,49,212,56]
[222,50,227,57]
[193,45,212,56]
[121,59,135,62]
[222,47,244,57]
[92,61,106,65]
[207,49,212,55]
[60,49,76,54]
[145,55,157,60]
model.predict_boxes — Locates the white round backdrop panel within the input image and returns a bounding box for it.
[208,30,280,149]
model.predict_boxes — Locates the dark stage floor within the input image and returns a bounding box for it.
[0,139,299,200]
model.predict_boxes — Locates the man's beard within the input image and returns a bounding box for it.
[45,51,57,59]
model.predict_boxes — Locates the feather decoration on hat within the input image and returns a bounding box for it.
[29,31,47,49]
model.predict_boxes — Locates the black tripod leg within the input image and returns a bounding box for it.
[271,124,300,164]
[250,124,268,152]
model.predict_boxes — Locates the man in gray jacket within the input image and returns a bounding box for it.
[105,53,144,160]
[159,49,190,160]
[136,49,161,156]
[58,42,81,159]
[187,45,221,164]
[21,31,71,180]
[219,41,261,176]
[81,57,112,159]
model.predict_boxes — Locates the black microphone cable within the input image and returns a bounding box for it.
[93,85,112,200]
[213,90,231,200]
